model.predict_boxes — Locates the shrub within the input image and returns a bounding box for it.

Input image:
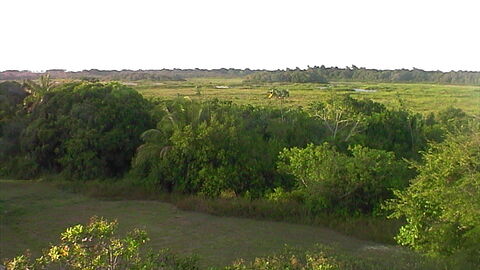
[20,82,154,179]
[226,250,342,270]
[278,143,411,214]
[0,155,39,179]
[360,109,427,159]
[387,132,480,263]
[132,99,323,198]
[223,245,459,270]
[5,217,199,270]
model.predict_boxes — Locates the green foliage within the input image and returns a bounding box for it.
[226,248,342,270]
[278,143,410,213]
[432,106,471,135]
[20,81,154,179]
[387,132,480,263]
[131,96,465,213]
[246,66,480,85]
[223,245,462,270]
[0,81,27,135]
[132,98,329,197]
[247,68,329,83]
[4,67,480,85]
[0,155,39,179]
[133,99,281,197]
[23,74,54,111]
[308,94,446,159]
[361,108,427,159]
[0,118,28,162]
[0,69,251,81]
[309,95,372,146]
[0,81,27,122]
[3,80,474,218]
[5,217,199,270]
[266,187,304,203]
[0,81,32,178]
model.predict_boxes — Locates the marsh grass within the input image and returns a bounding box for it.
[133,79,480,115]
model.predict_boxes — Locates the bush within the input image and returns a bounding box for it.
[387,132,480,263]
[132,99,325,197]
[0,155,39,179]
[226,249,342,270]
[278,143,411,214]
[223,245,463,270]
[0,81,27,117]
[360,109,427,159]
[20,82,154,179]
[307,95,435,160]
[5,217,199,270]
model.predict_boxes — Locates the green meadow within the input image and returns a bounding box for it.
[0,180,408,268]
[134,79,480,115]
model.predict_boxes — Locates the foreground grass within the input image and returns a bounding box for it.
[133,79,480,115]
[1,180,475,269]
[0,180,410,267]
[54,178,402,244]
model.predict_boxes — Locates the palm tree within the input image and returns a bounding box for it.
[24,74,54,98]
[23,74,54,111]
[132,98,210,168]
[132,129,171,167]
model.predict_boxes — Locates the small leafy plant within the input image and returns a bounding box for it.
[5,216,199,270]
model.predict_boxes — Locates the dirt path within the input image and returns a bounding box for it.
[0,180,406,267]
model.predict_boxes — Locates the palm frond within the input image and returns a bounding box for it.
[132,144,164,167]
[140,129,163,143]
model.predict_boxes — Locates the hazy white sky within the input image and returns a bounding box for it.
[1,0,479,71]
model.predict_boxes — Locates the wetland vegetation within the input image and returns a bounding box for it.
[1,68,479,269]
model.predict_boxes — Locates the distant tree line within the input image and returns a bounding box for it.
[245,66,480,85]
[0,68,256,81]
[2,66,480,85]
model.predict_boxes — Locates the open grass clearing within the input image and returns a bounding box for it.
[0,180,410,268]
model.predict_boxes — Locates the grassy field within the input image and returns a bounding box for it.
[132,78,480,115]
[1,180,411,268]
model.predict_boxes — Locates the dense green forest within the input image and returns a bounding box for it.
[245,66,480,84]
[1,79,479,268]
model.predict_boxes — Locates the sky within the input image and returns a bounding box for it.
[1,0,479,72]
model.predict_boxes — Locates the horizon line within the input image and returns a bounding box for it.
[2,66,480,73]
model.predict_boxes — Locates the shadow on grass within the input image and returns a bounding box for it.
[51,177,402,245]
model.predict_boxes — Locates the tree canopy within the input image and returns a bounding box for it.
[387,131,480,262]
[20,81,154,179]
